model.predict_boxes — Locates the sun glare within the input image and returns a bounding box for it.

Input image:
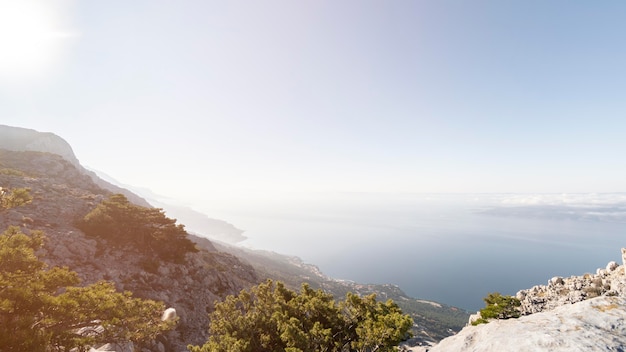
[0,1,76,79]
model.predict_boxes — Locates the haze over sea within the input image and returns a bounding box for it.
[192,192,626,312]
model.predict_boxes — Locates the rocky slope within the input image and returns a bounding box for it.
[424,251,626,352]
[0,124,151,207]
[429,295,626,352]
[0,149,258,351]
[515,258,626,315]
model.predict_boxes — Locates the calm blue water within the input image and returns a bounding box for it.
[196,193,626,311]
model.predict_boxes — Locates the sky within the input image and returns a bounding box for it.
[2,0,626,200]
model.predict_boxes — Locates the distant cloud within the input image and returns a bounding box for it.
[478,193,626,223]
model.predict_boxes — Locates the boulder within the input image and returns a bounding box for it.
[607,261,619,272]
[549,276,564,286]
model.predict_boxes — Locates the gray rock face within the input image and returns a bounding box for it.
[515,258,626,316]
[0,124,80,167]
[440,250,626,352]
[430,296,626,352]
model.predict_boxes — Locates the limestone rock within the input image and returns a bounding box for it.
[0,124,80,167]
[607,261,618,272]
[515,258,626,316]
[161,308,177,322]
[90,342,133,352]
[429,296,626,352]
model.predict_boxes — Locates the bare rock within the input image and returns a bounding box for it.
[430,296,626,352]
[607,261,618,272]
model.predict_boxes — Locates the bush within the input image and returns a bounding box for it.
[77,194,197,263]
[472,292,521,325]
[189,280,413,352]
[0,226,174,351]
[0,187,32,210]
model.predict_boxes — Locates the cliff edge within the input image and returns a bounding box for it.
[430,295,626,352]
[426,250,626,352]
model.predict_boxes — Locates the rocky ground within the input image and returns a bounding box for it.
[427,250,626,351]
[430,295,626,352]
[515,257,626,315]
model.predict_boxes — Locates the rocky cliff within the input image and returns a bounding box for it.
[515,257,626,315]
[423,250,626,352]
[0,124,80,166]
[429,295,626,352]
[0,149,258,351]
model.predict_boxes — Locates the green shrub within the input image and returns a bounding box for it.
[0,187,32,210]
[189,280,413,352]
[0,168,26,176]
[77,194,197,263]
[0,226,174,351]
[472,292,521,325]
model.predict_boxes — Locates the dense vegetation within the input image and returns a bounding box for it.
[209,242,469,343]
[77,194,197,263]
[189,280,413,352]
[0,187,32,210]
[0,226,174,351]
[471,292,521,325]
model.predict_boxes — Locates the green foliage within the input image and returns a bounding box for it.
[0,226,175,351]
[77,194,197,263]
[210,243,469,343]
[0,168,26,176]
[189,280,413,352]
[471,292,521,326]
[0,187,33,210]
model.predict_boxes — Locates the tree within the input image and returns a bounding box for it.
[471,292,521,325]
[0,187,32,211]
[0,226,175,352]
[77,194,197,263]
[188,280,413,352]
[342,293,414,352]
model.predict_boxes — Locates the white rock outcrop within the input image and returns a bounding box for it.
[430,296,626,352]
[515,257,626,315]
[161,307,177,321]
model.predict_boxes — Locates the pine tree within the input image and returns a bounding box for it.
[77,194,197,263]
[0,226,175,352]
[0,187,32,210]
[189,280,413,352]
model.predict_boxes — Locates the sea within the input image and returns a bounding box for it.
[193,192,626,312]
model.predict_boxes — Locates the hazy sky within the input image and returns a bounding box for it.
[2,0,626,199]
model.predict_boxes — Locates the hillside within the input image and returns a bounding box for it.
[0,124,469,349]
[0,149,259,351]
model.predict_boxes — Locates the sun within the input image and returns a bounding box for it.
[0,1,77,79]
